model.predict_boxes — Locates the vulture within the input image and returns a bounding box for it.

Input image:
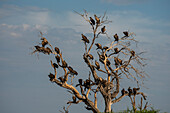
[81,34,90,43]
[58,77,64,83]
[45,47,52,55]
[94,14,100,24]
[101,79,107,88]
[114,48,119,54]
[98,52,105,64]
[95,60,100,70]
[95,43,102,50]
[50,60,58,68]
[55,55,60,63]
[130,50,135,57]
[133,87,140,95]
[118,58,123,65]
[128,87,133,97]
[68,66,73,72]
[123,31,129,37]
[68,66,78,75]
[34,45,41,50]
[121,88,125,96]
[48,73,55,81]
[103,46,109,51]
[55,47,60,54]
[89,17,95,25]
[53,63,58,68]
[114,57,122,65]
[114,34,119,42]
[106,59,111,66]
[76,79,83,87]
[62,60,67,68]
[41,37,48,47]
[87,54,94,60]
[78,79,83,86]
[34,46,44,52]
[71,70,78,75]
[101,26,106,33]
[84,79,91,90]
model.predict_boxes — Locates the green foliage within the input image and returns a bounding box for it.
[100,107,161,113]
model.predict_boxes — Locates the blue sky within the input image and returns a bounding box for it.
[0,0,170,113]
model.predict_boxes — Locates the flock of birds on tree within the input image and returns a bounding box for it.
[32,14,136,94]
[31,14,148,112]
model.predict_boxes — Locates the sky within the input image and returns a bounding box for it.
[0,0,170,113]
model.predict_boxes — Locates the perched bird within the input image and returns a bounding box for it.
[114,48,119,54]
[98,52,105,64]
[106,59,111,66]
[121,88,125,96]
[117,58,123,65]
[72,70,78,75]
[95,43,102,50]
[133,87,140,95]
[95,60,100,70]
[84,79,91,90]
[101,26,106,33]
[114,57,122,65]
[89,17,95,25]
[68,66,73,72]
[48,73,55,81]
[55,47,60,54]
[41,37,48,47]
[123,31,129,37]
[34,45,41,50]
[50,60,58,68]
[55,55,60,63]
[68,66,78,75]
[76,79,83,87]
[101,79,107,88]
[45,47,52,55]
[94,14,100,24]
[33,46,44,53]
[62,60,67,68]
[114,34,119,42]
[103,46,109,51]
[128,87,133,97]
[78,79,83,86]
[81,34,90,43]
[130,50,135,57]
[53,63,58,68]
[58,77,64,83]
[87,54,94,60]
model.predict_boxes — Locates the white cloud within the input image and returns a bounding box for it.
[22,24,30,31]
[10,32,21,37]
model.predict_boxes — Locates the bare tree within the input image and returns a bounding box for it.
[31,10,148,113]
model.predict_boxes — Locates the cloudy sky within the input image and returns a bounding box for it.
[0,0,170,113]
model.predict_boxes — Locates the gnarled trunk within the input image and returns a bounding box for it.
[104,97,112,113]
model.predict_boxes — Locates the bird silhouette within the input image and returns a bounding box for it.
[95,43,102,50]
[101,26,106,33]
[95,60,100,70]
[114,34,119,42]
[55,47,60,54]
[89,17,95,25]
[81,34,90,43]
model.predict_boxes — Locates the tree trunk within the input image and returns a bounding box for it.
[104,97,112,113]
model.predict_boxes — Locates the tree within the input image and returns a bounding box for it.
[31,10,149,113]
